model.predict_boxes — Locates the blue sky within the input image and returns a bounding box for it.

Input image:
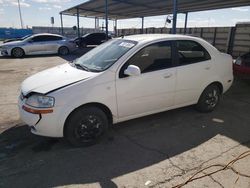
[0,0,250,30]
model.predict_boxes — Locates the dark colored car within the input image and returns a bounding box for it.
[233,52,250,79]
[74,33,111,48]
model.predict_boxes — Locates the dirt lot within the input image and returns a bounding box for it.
[0,52,249,188]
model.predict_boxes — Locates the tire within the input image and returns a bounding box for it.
[58,46,69,55]
[65,106,109,147]
[196,84,221,113]
[11,47,25,58]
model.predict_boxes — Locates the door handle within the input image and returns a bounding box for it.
[163,73,173,78]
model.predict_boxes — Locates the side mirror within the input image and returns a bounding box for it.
[124,65,141,76]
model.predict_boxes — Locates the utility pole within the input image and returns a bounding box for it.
[17,0,24,28]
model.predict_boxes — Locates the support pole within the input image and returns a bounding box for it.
[184,12,188,34]
[60,13,64,35]
[115,19,118,37]
[105,0,109,40]
[213,27,217,46]
[172,0,178,34]
[77,8,80,37]
[95,17,99,31]
[17,0,24,28]
[141,17,144,34]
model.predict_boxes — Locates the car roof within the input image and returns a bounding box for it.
[121,34,204,43]
[32,33,64,38]
[119,34,219,54]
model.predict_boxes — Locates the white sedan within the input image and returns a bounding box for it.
[18,34,233,146]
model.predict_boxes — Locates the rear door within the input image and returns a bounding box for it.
[174,40,212,105]
[44,36,63,53]
[116,41,177,119]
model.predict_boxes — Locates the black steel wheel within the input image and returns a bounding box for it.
[65,106,109,147]
[196,84,221,113]
[11,47,25,58]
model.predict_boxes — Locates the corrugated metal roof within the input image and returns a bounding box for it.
[61,0,250,19]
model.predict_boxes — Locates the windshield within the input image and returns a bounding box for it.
[82,33,90,38]
[23,35,34,42]
[21,35,32,40]
[74,39,137,72]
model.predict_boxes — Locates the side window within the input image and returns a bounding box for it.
[176,40,211,65]
[32,36,47,42]
[119,41,172,78]
[86,34,93,40]
[99,33,106,41]
[47,36,62,41]
[32,35,62,42]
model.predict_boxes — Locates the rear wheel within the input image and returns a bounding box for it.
[11,47,25,58]
[196,84,221,113]
[65,106,109,147]
[58,46,69,55]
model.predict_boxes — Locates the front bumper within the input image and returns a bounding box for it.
[18,97,64,138]
[0,50,9,56]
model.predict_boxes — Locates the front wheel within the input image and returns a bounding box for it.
[11,47,25,58]
[65,107,109,147]
[196,85,221,113]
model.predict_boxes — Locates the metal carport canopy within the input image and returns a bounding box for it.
[60,0,250,19]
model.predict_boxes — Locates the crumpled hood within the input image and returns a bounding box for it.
[21,63,98,95]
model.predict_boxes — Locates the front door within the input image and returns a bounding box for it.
[25,36,47,54]
[116,41,176,119]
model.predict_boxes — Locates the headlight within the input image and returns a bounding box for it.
[25,94,55,108]
[0,46,8,50]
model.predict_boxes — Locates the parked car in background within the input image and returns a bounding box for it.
[74,32,111,48]
[0,33,77,58]
[18,34,233,146]
[233,52,250,79]
[3,34,32,44]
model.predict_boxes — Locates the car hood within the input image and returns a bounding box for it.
[1,40,24,46]
[21,63,98,96]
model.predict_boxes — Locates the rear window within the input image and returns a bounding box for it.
[176,40,211,65]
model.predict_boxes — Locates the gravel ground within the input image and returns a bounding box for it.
[0,52,249,188]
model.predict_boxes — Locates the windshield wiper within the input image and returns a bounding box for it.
[69,60,90,72]
[75,63,90,72]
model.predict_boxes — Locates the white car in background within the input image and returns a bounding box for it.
[18,34,233,146]
[0,33,77,58]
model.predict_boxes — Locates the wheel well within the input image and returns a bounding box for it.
[63,102,113,136]
[207,81,223,94]
[11,47,25,55]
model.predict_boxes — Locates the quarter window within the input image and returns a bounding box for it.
[46,36,63,41]
[120,41,172,78]
[176,40,211,65]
